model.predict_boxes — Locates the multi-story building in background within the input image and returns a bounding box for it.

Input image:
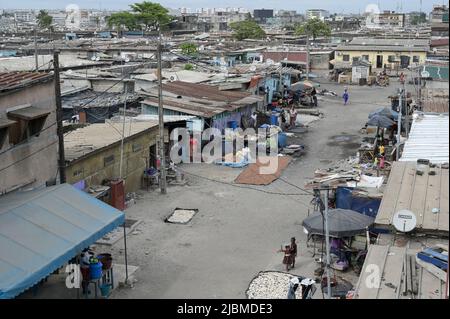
[253,9,274,24]
[430,5,449,37]
[305,9,330,21]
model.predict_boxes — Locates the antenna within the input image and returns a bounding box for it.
[393,209,417,232]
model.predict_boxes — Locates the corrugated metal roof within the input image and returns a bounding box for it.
[162,81,252,102]
[354,235,448,299]
[375,161,449,234]
[400,113,449,164]
[0,72,53,93]
[0,184,125,299]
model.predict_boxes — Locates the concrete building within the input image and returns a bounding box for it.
[305,9,330,21]
[376,11,406,28]
[0,71,58,195]
[253,9,274,24]
[430,5,449,37]
[13,10,35,23]
[335,38,429,69]
[64,120,164,193]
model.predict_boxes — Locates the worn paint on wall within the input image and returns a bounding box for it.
[65,127,163,193]
[335,50,427,68]
[0,80,58,194]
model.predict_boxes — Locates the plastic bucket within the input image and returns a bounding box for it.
[270,114,278,125]
[228,120,238,129]
[89,261,103,279]
[99,284,111,297]
[278,132,287,148]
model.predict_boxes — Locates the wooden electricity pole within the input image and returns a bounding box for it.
[53,50,66,184]
[157,27,167,194]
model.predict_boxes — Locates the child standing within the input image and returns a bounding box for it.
[343,87,349,105]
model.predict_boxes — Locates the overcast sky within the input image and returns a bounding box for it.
[2,0,440,13]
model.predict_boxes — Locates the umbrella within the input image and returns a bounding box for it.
[366,114,396,128]
[302,209,375,238]
[290,80,319,91]
[369,107,399,120]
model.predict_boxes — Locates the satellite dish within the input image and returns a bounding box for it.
[169,75,178,82]
[421,70,430,78]
[124,57,130,63]
[393,209,417,232]
[249,65,256,72]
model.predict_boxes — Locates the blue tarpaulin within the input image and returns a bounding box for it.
[335,187,381,218]
[0,184,125,299]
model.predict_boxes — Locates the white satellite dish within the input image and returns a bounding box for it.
[124,57,130,63]
[249,65,256,72]
[393,209,417,232]
[421,70,430,78]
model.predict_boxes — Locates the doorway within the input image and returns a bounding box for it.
[149,144,157,168]
[376,55,383,68]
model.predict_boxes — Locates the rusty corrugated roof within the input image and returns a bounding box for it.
[0,71,53,93]
[162,81,252,102]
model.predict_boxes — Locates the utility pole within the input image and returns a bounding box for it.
[157,26,167,194]
[323,188,331,299]
[34,28,39,71]
[306,35,310,80]
[53,50,66,184]
[396,88,403,161]
[119,93,127,179]
[314,187,332,299]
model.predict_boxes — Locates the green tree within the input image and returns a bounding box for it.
[295,18,331,41]
[130,1,171,31]
[180,43,198,56]
[36,10,53,30]
[107,12,137,31]
[229,20,266,41]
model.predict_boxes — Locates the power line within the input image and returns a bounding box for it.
[177,167,312,197]
[0,122,57,157]
[0,140,58,174]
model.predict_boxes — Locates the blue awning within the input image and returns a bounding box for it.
[0,184,125,299]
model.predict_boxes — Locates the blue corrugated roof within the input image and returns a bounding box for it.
[0,184,125,299]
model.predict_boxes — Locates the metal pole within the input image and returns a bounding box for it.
[123,224,129,284]
[119,93,127,179]
[53,50,66,184]
[306,35,310,80]
[404,83,409,138]
[34,28,39,71]
[396,88,402,160]
[157,26,167,194]
[324,189,331,299]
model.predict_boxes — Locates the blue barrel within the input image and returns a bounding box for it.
[270,114,278,125]
[278,132,287,148]
[228,120,238,129]
[89,261,103,279]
